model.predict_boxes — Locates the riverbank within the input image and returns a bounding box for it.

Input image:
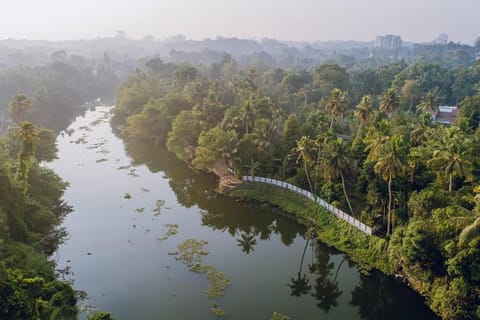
[230,183,391,272]
[230,182,444,319]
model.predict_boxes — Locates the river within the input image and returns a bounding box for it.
[49,106,438,319]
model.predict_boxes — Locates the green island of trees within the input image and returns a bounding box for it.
[113,57,480,319]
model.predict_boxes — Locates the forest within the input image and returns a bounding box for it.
[0,99,116,319]
[113,55,480,319]
[0,49,121,133]
[0,49,119,318]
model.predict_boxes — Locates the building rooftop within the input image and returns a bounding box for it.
[435,106,459,125]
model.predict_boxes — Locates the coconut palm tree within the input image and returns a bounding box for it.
[380,88,400,117]
[325,88,350,130]
[355,95,373,126]
[293,136,316,192]
[14,121,39,194]
[240,101,255,134]
[364,119,390,161]
[323,138,355,216]
[244,158,261,177]
[428,127,473,192]
[410,112,435,146]
[9,94,32,124]
[296,85,311,107]
[253,118,279,152]
[416,91,439,116]
[372,134,406,236]
[217,130,240,169]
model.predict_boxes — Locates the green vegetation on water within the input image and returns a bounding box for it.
[112,55,480,319]
[173,238,230,317]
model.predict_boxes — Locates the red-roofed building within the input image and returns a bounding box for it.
[434,106,459,125]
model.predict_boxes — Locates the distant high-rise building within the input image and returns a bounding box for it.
[374,35,402,49]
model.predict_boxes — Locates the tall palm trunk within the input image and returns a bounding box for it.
[329,117,334,130]
[355,123,363,141]
[449,173,453,193]
[387,173,392,236]
[304,161,314,192]
[341,173,354,217]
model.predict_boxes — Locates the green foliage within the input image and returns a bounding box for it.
[113,57,480,319]
[87,311,116,320]
[34,128,58,162]
[447,239,480,285]
[167,110,206,163]
[0,252,77,319]
[0,130,77,319]
[407,187,450,219]
[458,94,480,131]
[193,128,239,171]
[271,311,290,320]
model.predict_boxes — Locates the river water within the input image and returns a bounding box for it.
[49,106,438,319]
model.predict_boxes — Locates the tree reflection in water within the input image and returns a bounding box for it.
[123,139,438,320]
[350,272,440,320]
[288,240,311,297]
[236,231,258,254]
[287,239,344,313]
[309,242,343,313]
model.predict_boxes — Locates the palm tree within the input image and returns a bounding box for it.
[355,95,373,125]
[296,85,311,107]
[14,121,39,194]
[428,127,473,192]
[354,95,373,139]
[364,119,390,161]
[244,158,261,177]
[380,88,400,117]
[323,138,355,216]
[240,101,255,134]
[372,135,405,236]
[217,130,240,169]
[325,88,350,130]
[410,112,435,146]
[253,118,278,152]
[416,91,439,116]
[294,136,316,192]
[9,94,32,124]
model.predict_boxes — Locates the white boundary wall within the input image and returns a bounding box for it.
[242,176,372,235]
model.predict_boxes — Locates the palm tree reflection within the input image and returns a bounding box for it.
[236,231,258,254]
[288,240,344,313]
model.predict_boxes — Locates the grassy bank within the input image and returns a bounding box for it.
[230,182,392,274]
[230,182,462,319]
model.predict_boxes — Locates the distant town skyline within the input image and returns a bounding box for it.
[1,0,479,44]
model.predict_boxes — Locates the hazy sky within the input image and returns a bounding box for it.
[1,0,479,43]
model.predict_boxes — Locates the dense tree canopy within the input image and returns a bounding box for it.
[113,56,480,319]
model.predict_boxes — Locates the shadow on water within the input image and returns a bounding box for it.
[123,138,306,246]
[121,137,439,320]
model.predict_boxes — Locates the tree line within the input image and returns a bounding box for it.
[0,97,114,319]
[113,56,480,319]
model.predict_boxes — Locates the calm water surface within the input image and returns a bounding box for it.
[49,106,438,319]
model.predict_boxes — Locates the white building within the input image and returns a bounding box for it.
[375,35,402,49]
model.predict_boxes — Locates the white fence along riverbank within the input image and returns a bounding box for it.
[242,176,373,235]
